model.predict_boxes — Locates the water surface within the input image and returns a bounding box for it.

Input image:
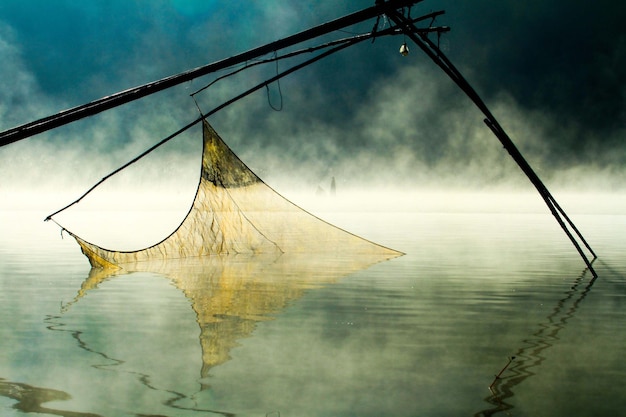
[1,196,625,416]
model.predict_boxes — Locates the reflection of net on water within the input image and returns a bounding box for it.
[475,270,598,417]
[56,251,393,410]
[56,120,400,268]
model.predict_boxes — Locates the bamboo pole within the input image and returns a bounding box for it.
[0,0,422,147]
[387,9,597,276]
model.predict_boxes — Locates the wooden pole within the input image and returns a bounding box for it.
[0,0,422,147]
[387,9,597,277]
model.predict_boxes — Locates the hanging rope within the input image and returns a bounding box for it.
[265,51,283,111]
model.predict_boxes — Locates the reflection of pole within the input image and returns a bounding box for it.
[387,10,597,277]
[475,270,597,416]
[0,0,423,147]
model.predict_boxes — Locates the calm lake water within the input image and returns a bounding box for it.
[1,192,625,417]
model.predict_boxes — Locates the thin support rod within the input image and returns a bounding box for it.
[189,13,439,99]
[201,29,395,118]
[45,31,378,221]
[387,10,597,276]
[192,29,395,97]
[0,0,422,147]
[44,119,200,221]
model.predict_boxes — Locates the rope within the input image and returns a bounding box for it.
[265,52,283,111]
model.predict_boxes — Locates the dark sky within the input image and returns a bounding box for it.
[0,0,625,193]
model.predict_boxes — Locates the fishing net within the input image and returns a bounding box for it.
[66,120,401,268]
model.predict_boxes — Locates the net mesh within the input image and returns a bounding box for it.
[69,120,401,268]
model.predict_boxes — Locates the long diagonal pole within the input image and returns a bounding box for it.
[387,9,597,277]
[0,0,422,147]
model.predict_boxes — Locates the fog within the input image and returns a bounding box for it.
[1,1,625,218]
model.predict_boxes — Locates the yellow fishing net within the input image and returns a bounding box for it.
[67,120,401,268]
